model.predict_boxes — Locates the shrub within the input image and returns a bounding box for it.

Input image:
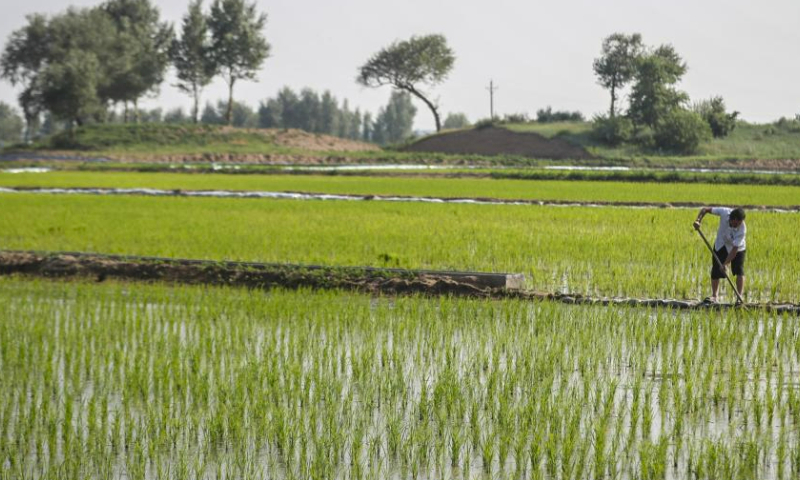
[536,106,584,123]
[442,113,471,129]
[693,97,738,138]
[653,109,711,153]
[591,115,633,146]
[502,113,529,123]
[474,118,498,130]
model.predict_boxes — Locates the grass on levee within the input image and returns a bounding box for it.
[2,170,800,206]
[1,193,798,302]
[502,120,800,161]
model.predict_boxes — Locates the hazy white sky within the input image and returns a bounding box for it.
[2,0,799,130]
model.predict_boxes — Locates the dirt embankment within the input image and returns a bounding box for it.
[0,251,500,297]
[403,127,595,160]
[2,251,798,314]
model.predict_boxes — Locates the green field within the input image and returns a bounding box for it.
[2,152,799,480]
[3,278,800,479]
[3,171,800,206]
[1,192,798,302]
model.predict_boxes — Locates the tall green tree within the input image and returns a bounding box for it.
[593,33,644,118]
[0,102,24,144]
[298,88,320,133]
[208,0,270,125]
[1,14,49,140]
[358,34,454,132]
[170,0,215,123]
[257,97,282,128]
[39,49,103,126]
[628,45,689,128]
[319,90,339,135]
[102,0,173,122]
[371,91,416,144]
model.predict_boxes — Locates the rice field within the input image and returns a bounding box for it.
[1,193,798,302]
[2,171,800,206]
[2,278,800,480]
[2,165,799,480]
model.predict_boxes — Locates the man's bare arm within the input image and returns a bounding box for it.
[693,207,713,230]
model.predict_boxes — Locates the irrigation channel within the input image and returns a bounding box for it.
[2,186,800,213]
[2,250,798,314]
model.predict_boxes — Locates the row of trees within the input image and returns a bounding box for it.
[0,89,426,145]
[592,33,739,153]
[0,0,270,140]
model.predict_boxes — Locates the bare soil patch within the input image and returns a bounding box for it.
[403,127,595,160]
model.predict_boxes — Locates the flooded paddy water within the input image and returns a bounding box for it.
[2,278,800,479]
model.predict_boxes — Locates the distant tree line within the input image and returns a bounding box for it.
[0,89,420,146]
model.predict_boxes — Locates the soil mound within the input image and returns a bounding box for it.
[268,128,379,152]
[403,127,594,160]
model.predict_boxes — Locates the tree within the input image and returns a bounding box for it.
[200,101,222,124]
[39,49,103,126]
[163,107,188,123]
[102,0,173,122]
[170,0,215,123]
[628,45,689,128]
[274,87,300,128]
[1,14,50,140]
[208,0,270,125]
[258,98,282,128]
[593,33,644,118]
[372,91,416,144]
[319,90,339,135]
[443,112,470,129]
[297,88,320,133]
[358,34,454,132]
[361,111,373,142]
[0,102,24,144]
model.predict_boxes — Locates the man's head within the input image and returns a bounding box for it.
[729,207,746,228]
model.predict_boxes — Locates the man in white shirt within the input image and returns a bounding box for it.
[693,207,746,303]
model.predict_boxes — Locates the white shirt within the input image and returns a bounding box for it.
[711,207,746,251]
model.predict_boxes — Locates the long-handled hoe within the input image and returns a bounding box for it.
[694,227,745,306]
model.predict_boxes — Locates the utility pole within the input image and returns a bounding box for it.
[486,80,498,120]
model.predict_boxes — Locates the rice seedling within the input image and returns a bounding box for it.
[1,277,799,479]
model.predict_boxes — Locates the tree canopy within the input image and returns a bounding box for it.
[358,34,454,132]
[170,0,216,123]
[208,0,270,125]
[593,33,644,118]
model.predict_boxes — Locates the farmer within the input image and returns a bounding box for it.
[693,206,746,303]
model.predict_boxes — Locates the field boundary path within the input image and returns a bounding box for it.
[2,250,798,314]
[2,186,800,213]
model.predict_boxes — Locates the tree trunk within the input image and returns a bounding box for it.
[192,83,200,124]
[609,79,617,118]
[406,86,441,132]
[226,76,235,126]
[133,98,140,124]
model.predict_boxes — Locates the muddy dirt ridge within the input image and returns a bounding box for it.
[3,186,799,213]
[403,127,595,160]
[1,251,797,314]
